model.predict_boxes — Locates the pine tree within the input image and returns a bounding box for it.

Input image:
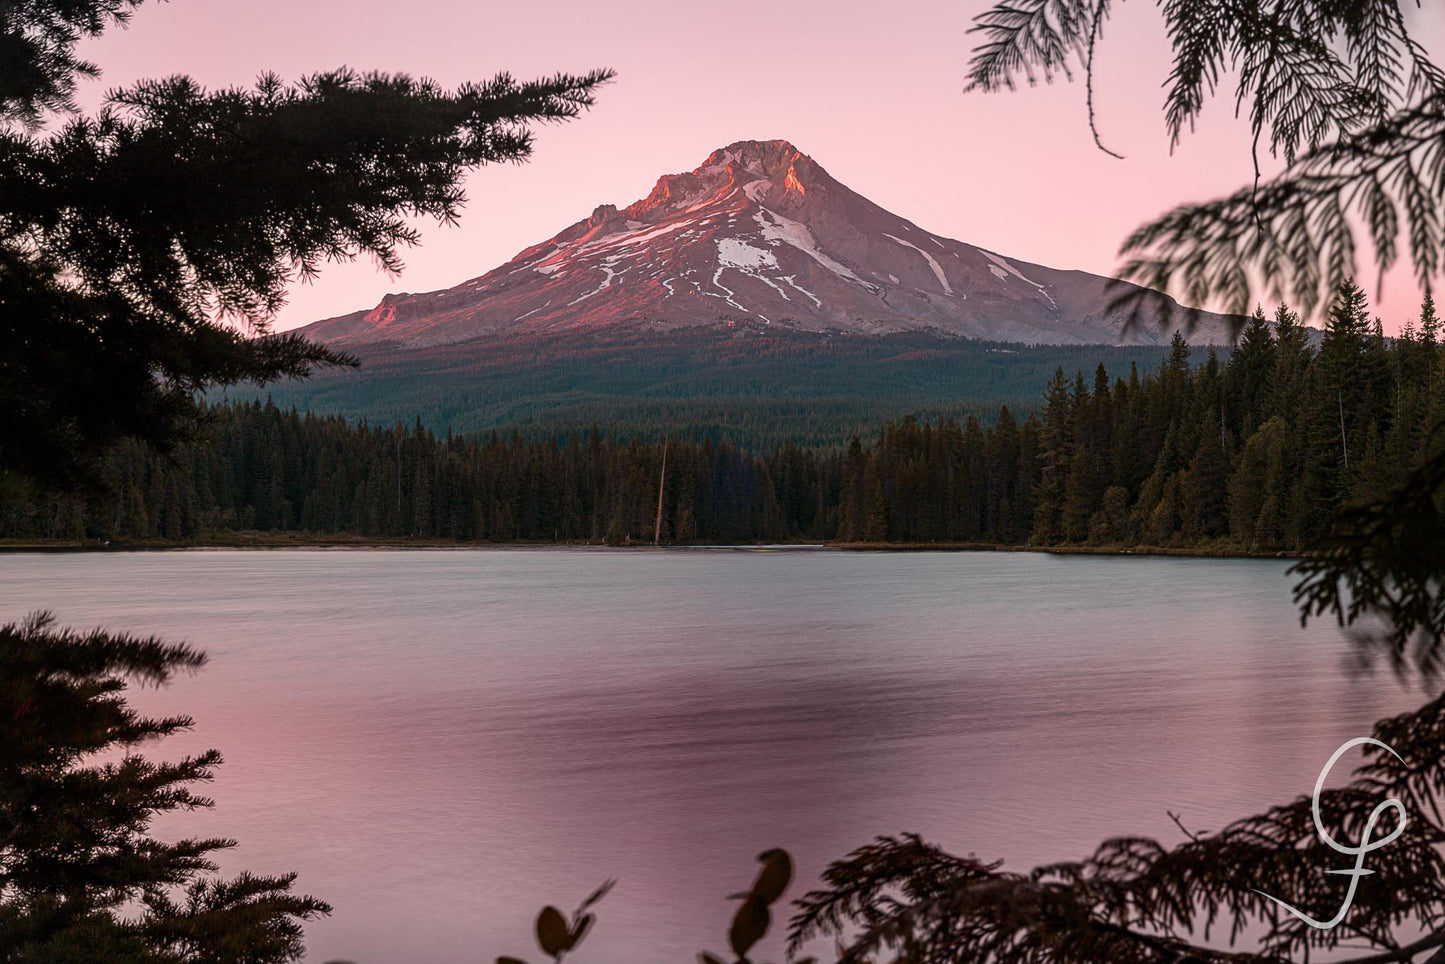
[985,407,1021,542]
[1268,303,1312,427]
[1161,331,1192,418]
[1306,280,1383,512]
[1182,409,1229,540]
[861,455,888,542]
[1098,484,1131,544]
[1228,416,1286,548]
[1420,291,1444,418]
[0,613,328,960]
[0,4,610,490]
[1060,449,1096,543]
[835,437,867,542]
[1031,367,1072,543]
[1227,305,1276,432]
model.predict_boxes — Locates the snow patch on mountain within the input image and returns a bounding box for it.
[884,233,953,295]
[709,268,770,322]
[718,238,792,301]
[585,219,691,255]
[717,238,778,271]
[513,245,560,274]
[781,275,821,307]
[755,208,875,291]
[982,251,1056,308]
[568,257,625,306]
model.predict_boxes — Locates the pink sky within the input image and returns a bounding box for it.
[79,0,1445,335]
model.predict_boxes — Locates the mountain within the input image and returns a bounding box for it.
[299,139,1238,347]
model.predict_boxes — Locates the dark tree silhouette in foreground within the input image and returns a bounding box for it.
[966,0,1444,321]
[0,1,611,490]
[759,4,1445,962]
[0,613,329,962]
[1,2,608,959]
[788,691,1445,961]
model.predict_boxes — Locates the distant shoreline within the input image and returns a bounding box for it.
[0,534,1306,560]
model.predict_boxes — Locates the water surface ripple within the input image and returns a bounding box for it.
[0,549,1417,962]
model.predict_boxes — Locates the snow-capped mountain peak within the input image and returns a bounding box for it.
[301,139,1235,347]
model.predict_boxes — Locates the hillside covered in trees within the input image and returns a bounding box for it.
[224,327,1182,449]
[6,283,1441,550]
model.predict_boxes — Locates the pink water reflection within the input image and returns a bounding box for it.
[0,550,1418,962]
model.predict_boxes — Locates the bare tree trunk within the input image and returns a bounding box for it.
[1339,391,1349,471]
[654,439,668,546]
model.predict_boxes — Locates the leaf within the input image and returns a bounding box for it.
[577,878,616,913]
[570,912,594,949]
[698,954,729,964]
[750,849,792,904]
[730,894,770,957]
[535,905,570,957]
[497,958,529,964]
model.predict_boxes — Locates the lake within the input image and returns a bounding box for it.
[0,549,1422,962]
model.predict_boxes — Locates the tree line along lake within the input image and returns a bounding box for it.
[8,298,1441,556]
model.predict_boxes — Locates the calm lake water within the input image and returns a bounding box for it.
[0,549,1424,962]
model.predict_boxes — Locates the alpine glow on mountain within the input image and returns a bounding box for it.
[301,139,1237,347]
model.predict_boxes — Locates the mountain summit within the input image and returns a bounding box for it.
[301,139,1236,346]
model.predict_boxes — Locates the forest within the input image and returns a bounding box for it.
[5,282,1442,551]
[225,325,1181,448]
